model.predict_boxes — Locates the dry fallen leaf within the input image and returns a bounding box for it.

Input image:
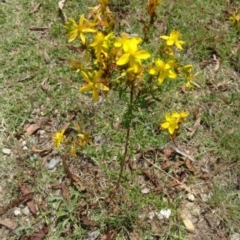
[187,118,201,137]
[27,199,38,215]
[161,159,172,170]
[29,224,48,240]
[24,117,49,136]
[81,216,98,229]
[72,173,86,191]
[21,184,38,215]
[62,156,86,191]
[185,159,198,175]
[30,3,41,13]
[130,230,143,240]
[61,182,70,200]
[41,77,49,91]
[163,147,173,159]
[31,146,52,157]
[99,230,116,240]
[180,211,195,233]
[24,123,40,136]
[0,218,18,230]
[36,117,49,126]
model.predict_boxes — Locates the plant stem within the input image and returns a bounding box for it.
[116,83,134,189]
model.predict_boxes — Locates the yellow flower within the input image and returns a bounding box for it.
[88,1,114,32]
[90,31,115,59]
[160,30,185,50]
[53,130,65,148]
[68,59,84,72]
[147,0,161,15]
[229,9,240,26]
[182,64,192,74]
[161,111,189,135]
[64,15,96,43]
[79,70,109,102]
[178,111,189,123]
[77,132,90,146]
[116,37,151,73]
[149,59,177,84]
[180,64,194,89]
[114,33,130,48]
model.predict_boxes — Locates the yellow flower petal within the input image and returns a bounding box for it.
[134,50,151,60]
[160,35,169,40]
[149,69,156,75]
[67,31,78,43]
[80,33,86,45]
[168,125,176,135]
[80,71,91,83]
[175,40,185,50]
[161,122,169,129]
[168,70,177,79]
[166,39,175,46]
[95,83,109,91]
[157,74,165,84]
[116,53,130,65]
[180,111,189,118]
[79,84,93,93]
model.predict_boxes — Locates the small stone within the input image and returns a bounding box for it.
[23,146,28,151]
[38,130,45,135]
[22,206,30,216]
[2,148,11,155]
[1,181,7,188]
[29,136,38,144]
[156,209,171,220]
[14,208,21,216]
[187,193,195,202]
[83,230,100,240]
[21,140,27,146]
[148,211,156,220]
[94,135,103,144]
[30,154,38,161]
[47,158,57,170]
[141,188,150,194]
[200,193,212,202]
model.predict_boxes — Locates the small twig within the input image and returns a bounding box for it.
[58,0,68,23]
[29,26,48,31]
[170,144,195,162]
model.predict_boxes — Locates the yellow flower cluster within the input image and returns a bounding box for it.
[52,0,195,151]
[161,111,189,135]
[53,130,65,148]
[52,125,90,152]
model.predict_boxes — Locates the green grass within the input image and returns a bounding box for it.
[0,0,240,239]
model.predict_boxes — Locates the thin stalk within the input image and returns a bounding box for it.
[116,83,134,189]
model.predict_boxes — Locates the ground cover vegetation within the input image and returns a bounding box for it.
[0,0,239,239]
